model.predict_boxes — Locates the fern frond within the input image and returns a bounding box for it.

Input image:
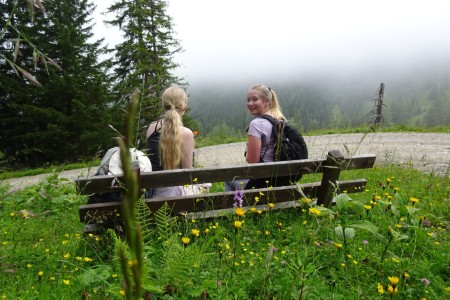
[107,228,130,269]
[136,193,154,242]
[154,202,177,240]
[159,235,216,290]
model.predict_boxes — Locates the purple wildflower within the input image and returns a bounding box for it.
[421,278,430,285]
[362,240,369,245]
[423,219,431,227]
[233,190,244,208]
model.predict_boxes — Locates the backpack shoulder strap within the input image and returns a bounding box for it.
[96,147,120,176]
[257,115,282,161]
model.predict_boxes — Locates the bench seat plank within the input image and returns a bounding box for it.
[78,179,367,223]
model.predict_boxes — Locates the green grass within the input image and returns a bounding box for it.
[307,124,450,136]
[0,160,101,181]
[0,163,449,299]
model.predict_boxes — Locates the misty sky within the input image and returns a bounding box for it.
[94,0,450,84]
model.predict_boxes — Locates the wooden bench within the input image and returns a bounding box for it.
[75,150,376,234]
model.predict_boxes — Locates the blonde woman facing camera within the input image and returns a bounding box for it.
[226,84,291,191]
[146,85,194,197]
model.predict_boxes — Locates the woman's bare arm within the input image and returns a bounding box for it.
[246,135,261,163]
[180,127,194,168]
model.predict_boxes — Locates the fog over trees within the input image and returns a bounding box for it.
[186,58,450,135]
[1,0,449,169]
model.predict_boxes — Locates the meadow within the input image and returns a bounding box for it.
[0,154,449,299]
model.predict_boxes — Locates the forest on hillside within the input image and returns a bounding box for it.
[187,63,450,136]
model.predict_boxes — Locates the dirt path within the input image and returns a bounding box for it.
[2,132,449,192]
[195,132,450,174]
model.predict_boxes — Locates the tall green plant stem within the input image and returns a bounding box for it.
[118,90,144,299]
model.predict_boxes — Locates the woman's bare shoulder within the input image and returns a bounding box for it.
[146,120,160,138]
[181,126,194,136]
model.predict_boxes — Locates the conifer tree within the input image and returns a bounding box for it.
[106,0,190,145]
[0,0,115,167]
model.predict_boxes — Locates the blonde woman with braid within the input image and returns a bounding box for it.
[226,84,290,191]
[146,85,195,197]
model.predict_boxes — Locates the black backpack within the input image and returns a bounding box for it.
[244,115,308,189]
[259,115,308,161]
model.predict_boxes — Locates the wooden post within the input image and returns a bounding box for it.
[316,150,344,207]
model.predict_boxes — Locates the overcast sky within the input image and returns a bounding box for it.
[94,0,450,85]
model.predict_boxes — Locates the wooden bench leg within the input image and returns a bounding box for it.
[317,166,341,207]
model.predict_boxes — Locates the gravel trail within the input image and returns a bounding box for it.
[2,132,449,192]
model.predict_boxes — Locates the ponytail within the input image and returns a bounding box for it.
[159,86,187,170]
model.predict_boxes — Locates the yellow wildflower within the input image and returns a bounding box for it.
[387,284,398,294]
[181,237,191,245]
[234,221,243,229]
[112,273,118,278]
[204,228,210,234]
[257,210,263,215]
[191,229,200,237]
[268,203,275,209]
[63,253,70,259]
[377,283,385,294]
[84,257,93,262]
[119,290,126,296]
[250,207,256,212]
[302,198,311,204]
[388,276,399,286]
[38,271,43,277]
[334,243,343,249]
[410,197,419,204]
[363,205,372,210]
[235,207,245,217]
[63,279,70,285]
[309,207,321,216]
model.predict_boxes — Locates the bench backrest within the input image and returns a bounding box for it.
[75,152,376,195]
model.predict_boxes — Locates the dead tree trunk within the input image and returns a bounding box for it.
[374,83,385,125]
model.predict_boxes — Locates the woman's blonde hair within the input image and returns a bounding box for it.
[249,84,286,120]
[159,85,187,170]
